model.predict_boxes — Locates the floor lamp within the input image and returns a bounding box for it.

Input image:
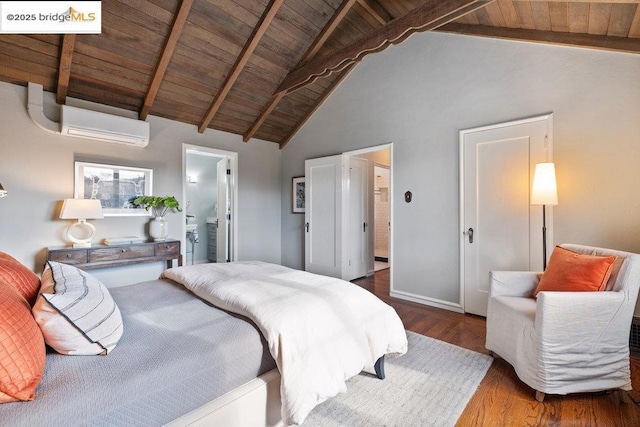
[531,163,558,270]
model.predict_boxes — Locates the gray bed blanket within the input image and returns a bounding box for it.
[0,279,276,426]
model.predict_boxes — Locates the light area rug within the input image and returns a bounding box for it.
[303,331,493,426]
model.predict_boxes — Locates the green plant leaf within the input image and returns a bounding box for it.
[133,195,182,217]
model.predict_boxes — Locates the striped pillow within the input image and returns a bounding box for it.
[32,262,123,355]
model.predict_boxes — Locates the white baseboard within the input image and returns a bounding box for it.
[390,289,464,313]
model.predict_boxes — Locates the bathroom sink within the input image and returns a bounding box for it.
[186,224,197,232]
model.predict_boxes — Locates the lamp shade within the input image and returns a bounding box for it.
[531,162,558,206]
[0,182,6,198]
[60,199,104,220]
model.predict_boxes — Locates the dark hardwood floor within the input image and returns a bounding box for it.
[353,269,640,426]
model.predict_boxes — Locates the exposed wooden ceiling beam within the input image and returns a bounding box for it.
[56,34,76,105]
[243,92,286,142]
[139,0,193,121]
[357,0,392,25]
[437,23,640,54]
[198,0,284,134]
[279,64,357,150]
[276,0,494,96]
[243,0,357,142]
[302,0,359,63]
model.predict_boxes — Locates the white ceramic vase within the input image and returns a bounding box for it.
[149,216,168,241]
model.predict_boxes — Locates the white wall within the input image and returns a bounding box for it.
[280,32,640,311]
[0,82,281,286]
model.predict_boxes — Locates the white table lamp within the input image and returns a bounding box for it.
[60,199,104,247]
[531,162,558,270]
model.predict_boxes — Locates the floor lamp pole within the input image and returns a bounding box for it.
[532,162,557,271]
[542,204,547,270]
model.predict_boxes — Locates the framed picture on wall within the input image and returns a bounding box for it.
[292,176,305,214]
[74,161,153,216]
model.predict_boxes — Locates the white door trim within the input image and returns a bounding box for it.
[459,113,553,312]
[183,143,239,262]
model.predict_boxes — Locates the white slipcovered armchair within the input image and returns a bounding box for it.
[486,243,640,402]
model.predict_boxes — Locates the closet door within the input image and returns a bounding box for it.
[217,158,229,262]
[345,156,368,281]
[304,155,344,278]
[461,114,552,316]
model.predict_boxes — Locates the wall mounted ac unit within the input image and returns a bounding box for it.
[61,105,149,147]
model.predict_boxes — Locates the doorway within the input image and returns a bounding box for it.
[460,114,553,316]
[352,147,391,279]
[183,144,238,264]
[304,144,392,282]
[374,165,390,272]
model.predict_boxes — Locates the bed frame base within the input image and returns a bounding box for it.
[165,369,283,427]
[167,357,386,426]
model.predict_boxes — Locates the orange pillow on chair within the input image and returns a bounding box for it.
[0,281,46,402]
[534,246,616,297]
[0,252,41,307]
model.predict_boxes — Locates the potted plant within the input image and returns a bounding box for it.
[133,195,182,241]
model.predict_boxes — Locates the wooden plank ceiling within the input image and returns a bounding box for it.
[0,0,638,148]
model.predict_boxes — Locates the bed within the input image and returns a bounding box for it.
[0,256,407,426]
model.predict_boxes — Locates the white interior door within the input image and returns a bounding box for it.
[461,114,553,316]
[345,156,368,281]
[217,158,228,262]
[304,155,344,278]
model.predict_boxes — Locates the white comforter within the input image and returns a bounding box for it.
[161,261,407,425]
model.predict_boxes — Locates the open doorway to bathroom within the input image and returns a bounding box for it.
[342,144,391,278]
[183,144,238,265]
[374,165,390,271]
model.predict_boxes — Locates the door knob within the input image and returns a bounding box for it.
[305,222,309,232]
[467,227,474,244]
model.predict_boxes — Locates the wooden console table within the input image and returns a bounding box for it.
[47,240,182,270]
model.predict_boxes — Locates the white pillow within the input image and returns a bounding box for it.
[32,262,123,355]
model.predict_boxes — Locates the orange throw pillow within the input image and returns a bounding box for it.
[0,252,41,307]
[0,281,46,402]
[534,246,616,297]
